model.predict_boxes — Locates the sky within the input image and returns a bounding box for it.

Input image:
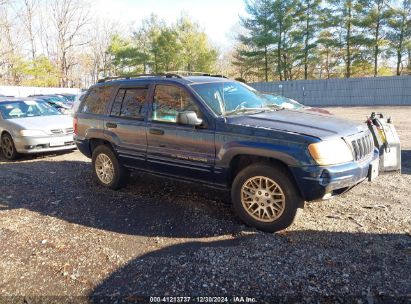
[92,0,247,50]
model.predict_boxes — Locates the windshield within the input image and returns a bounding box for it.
[0,100,61,119]
[191,82,275,116]
[262,93,304,109]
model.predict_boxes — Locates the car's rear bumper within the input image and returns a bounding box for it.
[290,149,379,201]
[74,136,92,158]
[14,134,76,154]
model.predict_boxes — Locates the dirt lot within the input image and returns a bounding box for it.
[0,106,410,303]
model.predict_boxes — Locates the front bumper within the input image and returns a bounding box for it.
[291,148,379,201]
[13,134,76,154]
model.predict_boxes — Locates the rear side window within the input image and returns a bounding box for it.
[81,86,114,114]
[110,88,147,119]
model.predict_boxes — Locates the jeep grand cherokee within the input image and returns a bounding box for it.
[74,74,379,232]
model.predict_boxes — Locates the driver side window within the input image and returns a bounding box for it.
[152,85,200,123]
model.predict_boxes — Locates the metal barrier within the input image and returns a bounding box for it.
[250,76,411,106]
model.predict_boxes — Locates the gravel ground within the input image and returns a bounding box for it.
[0,106,410,303]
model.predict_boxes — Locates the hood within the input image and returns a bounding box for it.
[8,115,73,132]
[225,109,366,140]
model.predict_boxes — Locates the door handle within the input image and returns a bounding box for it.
[106,122,117,129]
[149,128,164,135]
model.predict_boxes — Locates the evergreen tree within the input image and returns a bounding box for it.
[326,0,364,78]
[295,0,322,79]
[357,0,392,76]
[387,0,410,75]
[239,0,274,81]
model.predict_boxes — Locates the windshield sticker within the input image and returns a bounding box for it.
[24,100,37,105]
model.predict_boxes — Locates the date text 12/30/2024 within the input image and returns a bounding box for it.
[150,296,257,303]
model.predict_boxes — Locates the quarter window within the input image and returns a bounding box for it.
[152,85,200,123]
[81,86,114,114]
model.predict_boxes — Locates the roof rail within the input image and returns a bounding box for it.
[210,74,229,79]
[97,73,183,83]
[166,71,229,79]
[166,71,211,76]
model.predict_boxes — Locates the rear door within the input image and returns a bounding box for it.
[105,86,148,169]
[146,84,215,182]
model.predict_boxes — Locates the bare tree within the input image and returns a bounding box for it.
[0,1,25,85]
[18,0,38,60]
[50,0,89,87]
[88,18,118,83]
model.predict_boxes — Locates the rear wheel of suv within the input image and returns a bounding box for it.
[92,145,128,190]
[231,163,303,232]
[1,133,19,160]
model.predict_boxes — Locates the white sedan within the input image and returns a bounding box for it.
[0,98,76,160]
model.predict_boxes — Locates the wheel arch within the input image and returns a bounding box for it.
[227,154,304,208]
[89,138,114,155]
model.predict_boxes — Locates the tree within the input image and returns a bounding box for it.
[316,30,344,78]
[107,34,146,75]
[151,26,181,72]
[20,0,37,60]
[325,0,364,78]
[239,0,274,81]
[357,0,393,76]
[20,56,59,87]
[51,0,89,87]
[107,15,217,76]
[295,0,322,79]
[132,14,164,73]
[175,16,218,73]
[231,43,264,82]
[387,0,410,75]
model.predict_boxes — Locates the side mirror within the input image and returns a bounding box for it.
[176,111,203,126]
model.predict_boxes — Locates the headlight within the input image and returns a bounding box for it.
[19,130,47,137]
[308,139,353,165]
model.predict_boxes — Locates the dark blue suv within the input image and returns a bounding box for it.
[74,74,379,232]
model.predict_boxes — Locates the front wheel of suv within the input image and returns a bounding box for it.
[92,145,128,190]
[231,163,303,232]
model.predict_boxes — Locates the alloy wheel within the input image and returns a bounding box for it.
[1,136,14,159]
[95,153,114,184]
[241,176,285,222]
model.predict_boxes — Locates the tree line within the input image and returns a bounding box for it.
[233,0,410,82]
[0,0,218,88]
[106,15,218,77]
[0,0,409,88]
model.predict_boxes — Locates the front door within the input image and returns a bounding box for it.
[105,87,148,169]
[146,84,215,182]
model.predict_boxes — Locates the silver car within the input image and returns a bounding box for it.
[0,98,76,160]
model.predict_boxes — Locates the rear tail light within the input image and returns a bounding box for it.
[73,117,78,135]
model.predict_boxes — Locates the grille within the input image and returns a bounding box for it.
[350,132,374,161]
[50,128,73,135]
[50,129,64,134]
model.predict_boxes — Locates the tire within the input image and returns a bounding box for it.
[92,145,128,190]
[231,163,303,233]
[1,133,19,160]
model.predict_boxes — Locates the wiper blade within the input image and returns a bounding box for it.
[225,108,260,115]
[225,107,272,116]
[267,104,284,110]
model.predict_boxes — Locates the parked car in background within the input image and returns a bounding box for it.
[58,93,77,103]
[74,74,379,232]
[0,98,76,160]
[71,92,86,116]
[261,92,333,115]
[28,95,71,114]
